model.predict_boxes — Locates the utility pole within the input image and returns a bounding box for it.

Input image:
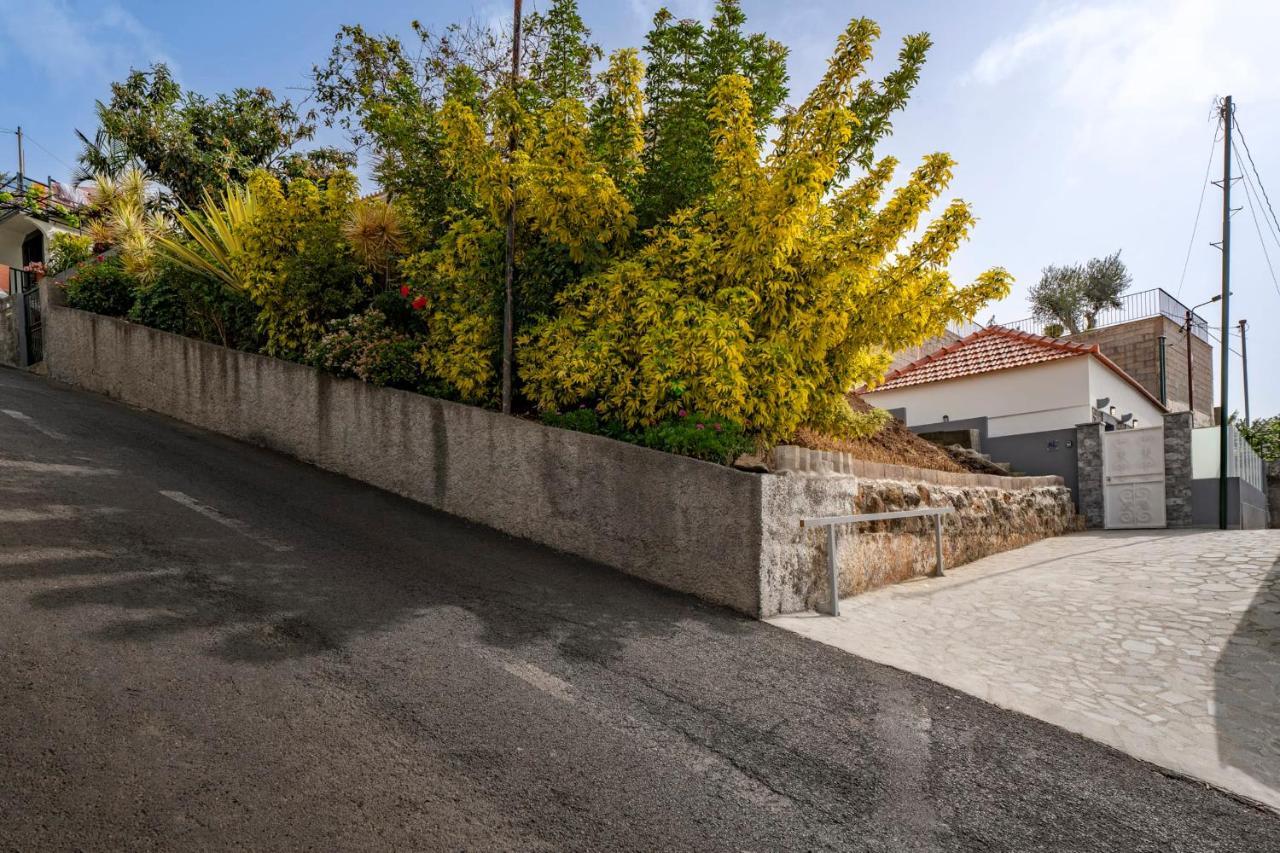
[1184,309,1195,416]
[1239,319,1249,426]
[1158,335,1168,406]
[1216,95,1234,531]
[501,0,522,415]
[15,125,24,192]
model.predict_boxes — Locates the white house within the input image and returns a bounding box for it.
[862,326,1167,501]
[1,176,84,293]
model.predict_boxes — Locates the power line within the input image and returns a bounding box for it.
[19,132,77,177]
[1176,118,1222,297]
[1233,138,1280,299]
[1233,116,1280,248]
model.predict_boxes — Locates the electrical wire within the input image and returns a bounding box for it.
[1176,118,1222,298]
[1233,139,1280,299]
[19,133,78,177]
[1234,116,1280,250]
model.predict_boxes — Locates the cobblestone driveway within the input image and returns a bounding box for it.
[770,529,1280,811]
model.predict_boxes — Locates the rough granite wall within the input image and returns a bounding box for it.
[1163,411,1194,528]
[759,474,1079,615]
[1075,422,1105,528]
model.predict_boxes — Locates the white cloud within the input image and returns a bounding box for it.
[627,0,714,24]
[968,0,1280,158]
[0,0,172,84]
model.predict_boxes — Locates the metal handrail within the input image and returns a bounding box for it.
[1001,287,1211,343]
[801,506,956,616]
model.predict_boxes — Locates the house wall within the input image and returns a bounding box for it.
[1085,357,1165,428]
[1190,479,1270,529]
[1068,316,1213,426]
[0,214,79,268]
[864,357,1093,438]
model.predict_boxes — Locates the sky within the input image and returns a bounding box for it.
[2,0,1279,416]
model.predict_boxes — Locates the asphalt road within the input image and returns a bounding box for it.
[0,368,1275,852]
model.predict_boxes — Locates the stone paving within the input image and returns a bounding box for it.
[769,529,1280,811]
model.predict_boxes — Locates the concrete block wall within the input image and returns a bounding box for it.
[0,298,18,368]
[42,296,1082,617]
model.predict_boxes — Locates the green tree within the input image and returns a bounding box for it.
[91,63,337,207]
[636,2,789,230]
[1030,250,1132,335]
[522,19,1011,443]
[526,0,601,107]
[1237,415,1280,462]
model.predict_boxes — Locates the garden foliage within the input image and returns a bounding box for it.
[63,1,1011,464]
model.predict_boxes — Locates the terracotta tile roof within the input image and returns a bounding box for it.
[865,326,1167,411]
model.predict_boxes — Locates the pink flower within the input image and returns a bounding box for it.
[695,423,705,430]
[713,423,722,432]
[678,409,687,417]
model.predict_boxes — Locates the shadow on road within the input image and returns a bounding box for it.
[0,433,750,669]
[1214,557,1280,801]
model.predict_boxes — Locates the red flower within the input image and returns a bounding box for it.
[411,296,427,311]
[94,255,104,263]
[400,284,411,297]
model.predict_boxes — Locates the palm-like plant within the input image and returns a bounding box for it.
[156,185,258,293]
[73,126,136,186]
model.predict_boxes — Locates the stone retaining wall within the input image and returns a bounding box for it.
[39,288,1081,617]
[760,473,1079,614]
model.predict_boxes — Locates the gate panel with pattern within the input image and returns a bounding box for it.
[1102,425,1166,529]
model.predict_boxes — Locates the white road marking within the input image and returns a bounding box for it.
[499,660,577,704]
[2,409,67,440]
[159,490,293,553]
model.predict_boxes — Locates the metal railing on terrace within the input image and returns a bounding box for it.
[0,173,87,219]
[1000,288,1211,343]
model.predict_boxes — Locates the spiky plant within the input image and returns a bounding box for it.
[156,185,258,293]
[343,197,405,283]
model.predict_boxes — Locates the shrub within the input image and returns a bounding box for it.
[63,256,137,317]
[126,261,261,350]
[543,407,752,465]
[1238,415,1280,462]
[47,232,94,275]
[637,412,755,464]
[308,308,424,391]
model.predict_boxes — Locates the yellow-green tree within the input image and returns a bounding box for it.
[399,49,643,404]
[520,18,1011,444]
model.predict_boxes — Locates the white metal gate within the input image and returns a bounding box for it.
[1102,425,1166,529]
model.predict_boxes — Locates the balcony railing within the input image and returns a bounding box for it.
[0,173,86,219]
[1001,288,1211,343]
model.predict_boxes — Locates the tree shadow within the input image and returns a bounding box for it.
[1213,556,1280,800]
[3,433,753,671]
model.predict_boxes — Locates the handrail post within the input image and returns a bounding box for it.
[933,514,945,576]
[826,525,840,617]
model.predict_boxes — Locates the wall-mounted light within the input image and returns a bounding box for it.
[1109,405,1117,417]
[1131,418,1139,429]
[942,414,950,422]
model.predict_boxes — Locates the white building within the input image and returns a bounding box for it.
[862,326,1167,501]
